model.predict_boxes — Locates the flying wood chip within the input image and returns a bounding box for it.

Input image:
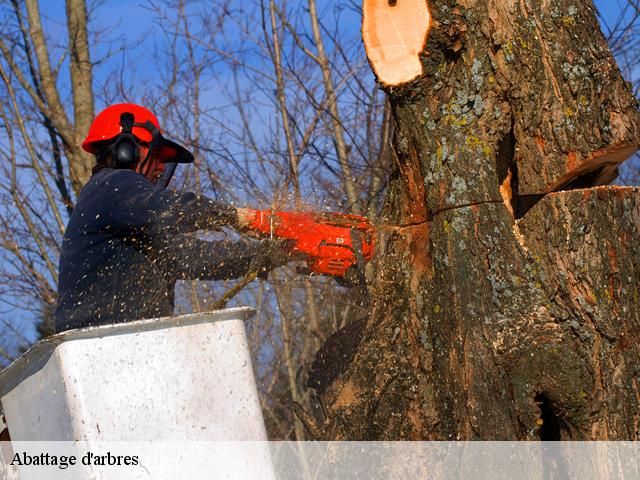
[362,0,431,86]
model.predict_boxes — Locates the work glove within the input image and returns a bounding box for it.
[236,208,260,232]
[249,239,300,279]
[236,207,286,240]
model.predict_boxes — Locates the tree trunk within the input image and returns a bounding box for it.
[316,0,640,440]
[66,0,95,190]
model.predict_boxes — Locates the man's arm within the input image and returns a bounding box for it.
[104,169,240,236]
[154,234,293,282]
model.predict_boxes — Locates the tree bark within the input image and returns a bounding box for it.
[317,0,640,440]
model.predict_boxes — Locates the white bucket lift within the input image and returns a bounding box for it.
[0,307,274,479]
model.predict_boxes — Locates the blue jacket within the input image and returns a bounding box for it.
[55,168,259,332]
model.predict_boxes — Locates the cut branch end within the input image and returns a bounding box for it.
[362,0,431,86]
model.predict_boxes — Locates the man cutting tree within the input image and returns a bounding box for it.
[54,103,294,333]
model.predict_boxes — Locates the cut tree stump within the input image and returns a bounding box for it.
[315,0,640,440]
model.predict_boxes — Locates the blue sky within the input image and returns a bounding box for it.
[596,0,634,26]
[33,0,636,116]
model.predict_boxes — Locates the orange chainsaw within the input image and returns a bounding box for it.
[245,210,375,282]
[212,209,375,309]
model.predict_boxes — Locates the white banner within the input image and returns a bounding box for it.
[1,441,639,480]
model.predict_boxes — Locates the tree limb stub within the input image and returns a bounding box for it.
[363,0,431,87]
[364,0,640,194]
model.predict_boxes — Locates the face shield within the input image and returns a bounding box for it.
[119,112,195,188]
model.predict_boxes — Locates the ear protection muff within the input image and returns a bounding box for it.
[111,112,140,169]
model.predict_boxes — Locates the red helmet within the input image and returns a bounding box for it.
[82,103,160,154]
[82,103,193,166]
